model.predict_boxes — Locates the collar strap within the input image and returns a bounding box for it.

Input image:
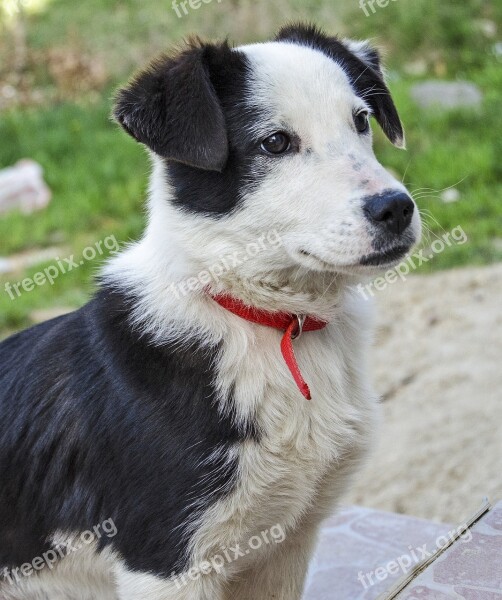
[210,293,328,400]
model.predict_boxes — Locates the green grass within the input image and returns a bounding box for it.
[0,0,501,337]
[0,98,149,333]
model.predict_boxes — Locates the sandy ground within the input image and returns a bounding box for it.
[346,263,502,525]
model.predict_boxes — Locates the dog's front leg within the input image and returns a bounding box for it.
[115,563,226,600]
[224,522,319,600]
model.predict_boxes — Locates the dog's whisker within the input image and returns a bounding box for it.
[351,65,372,87]
[410,176,469,199]
[418,210,449,238]
[401,160,413,184]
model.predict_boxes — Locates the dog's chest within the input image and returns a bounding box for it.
[212,323,374,537]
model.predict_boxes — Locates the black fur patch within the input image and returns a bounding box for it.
[114,42,229,172]
[115,41,269,216]
[165,42,268,216]
[0,288,256,577]
[276,23,404,146]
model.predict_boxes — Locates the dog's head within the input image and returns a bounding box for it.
[114,24,421,304]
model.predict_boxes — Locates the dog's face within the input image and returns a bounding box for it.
[115,24,421,289]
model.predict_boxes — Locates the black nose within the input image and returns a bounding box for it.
[363,191,414,236]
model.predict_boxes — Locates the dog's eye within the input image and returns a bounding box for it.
[260,132,291,155]
[354,111,370,134]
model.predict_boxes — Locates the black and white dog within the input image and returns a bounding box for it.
[0,23,420,600]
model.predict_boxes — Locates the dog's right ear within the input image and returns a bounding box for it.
[113,43,229,172]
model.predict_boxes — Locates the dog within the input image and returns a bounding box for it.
[0,23,420,600]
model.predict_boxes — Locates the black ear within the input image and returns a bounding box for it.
[276,24,405,148]
[342,39,405,148]
[113,43,229,171]
[342,40,384,76]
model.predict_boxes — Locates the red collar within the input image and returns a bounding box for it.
[210,293,328,400]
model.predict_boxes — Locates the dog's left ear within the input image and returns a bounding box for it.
[342,39,405,149]
[343,40,383,76]
[113,43,228,171]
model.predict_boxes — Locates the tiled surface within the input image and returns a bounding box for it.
[304,502,502,600]
[304,505,450,600]
[397,502,502,599]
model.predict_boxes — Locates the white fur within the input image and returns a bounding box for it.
[2,40,419,600]
[0,542,117,600]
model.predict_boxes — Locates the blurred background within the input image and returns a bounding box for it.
[0,0,501,523]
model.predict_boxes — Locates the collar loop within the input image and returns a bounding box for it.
[291,314,306,340]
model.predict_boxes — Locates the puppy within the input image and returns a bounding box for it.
[0,23,420,600]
